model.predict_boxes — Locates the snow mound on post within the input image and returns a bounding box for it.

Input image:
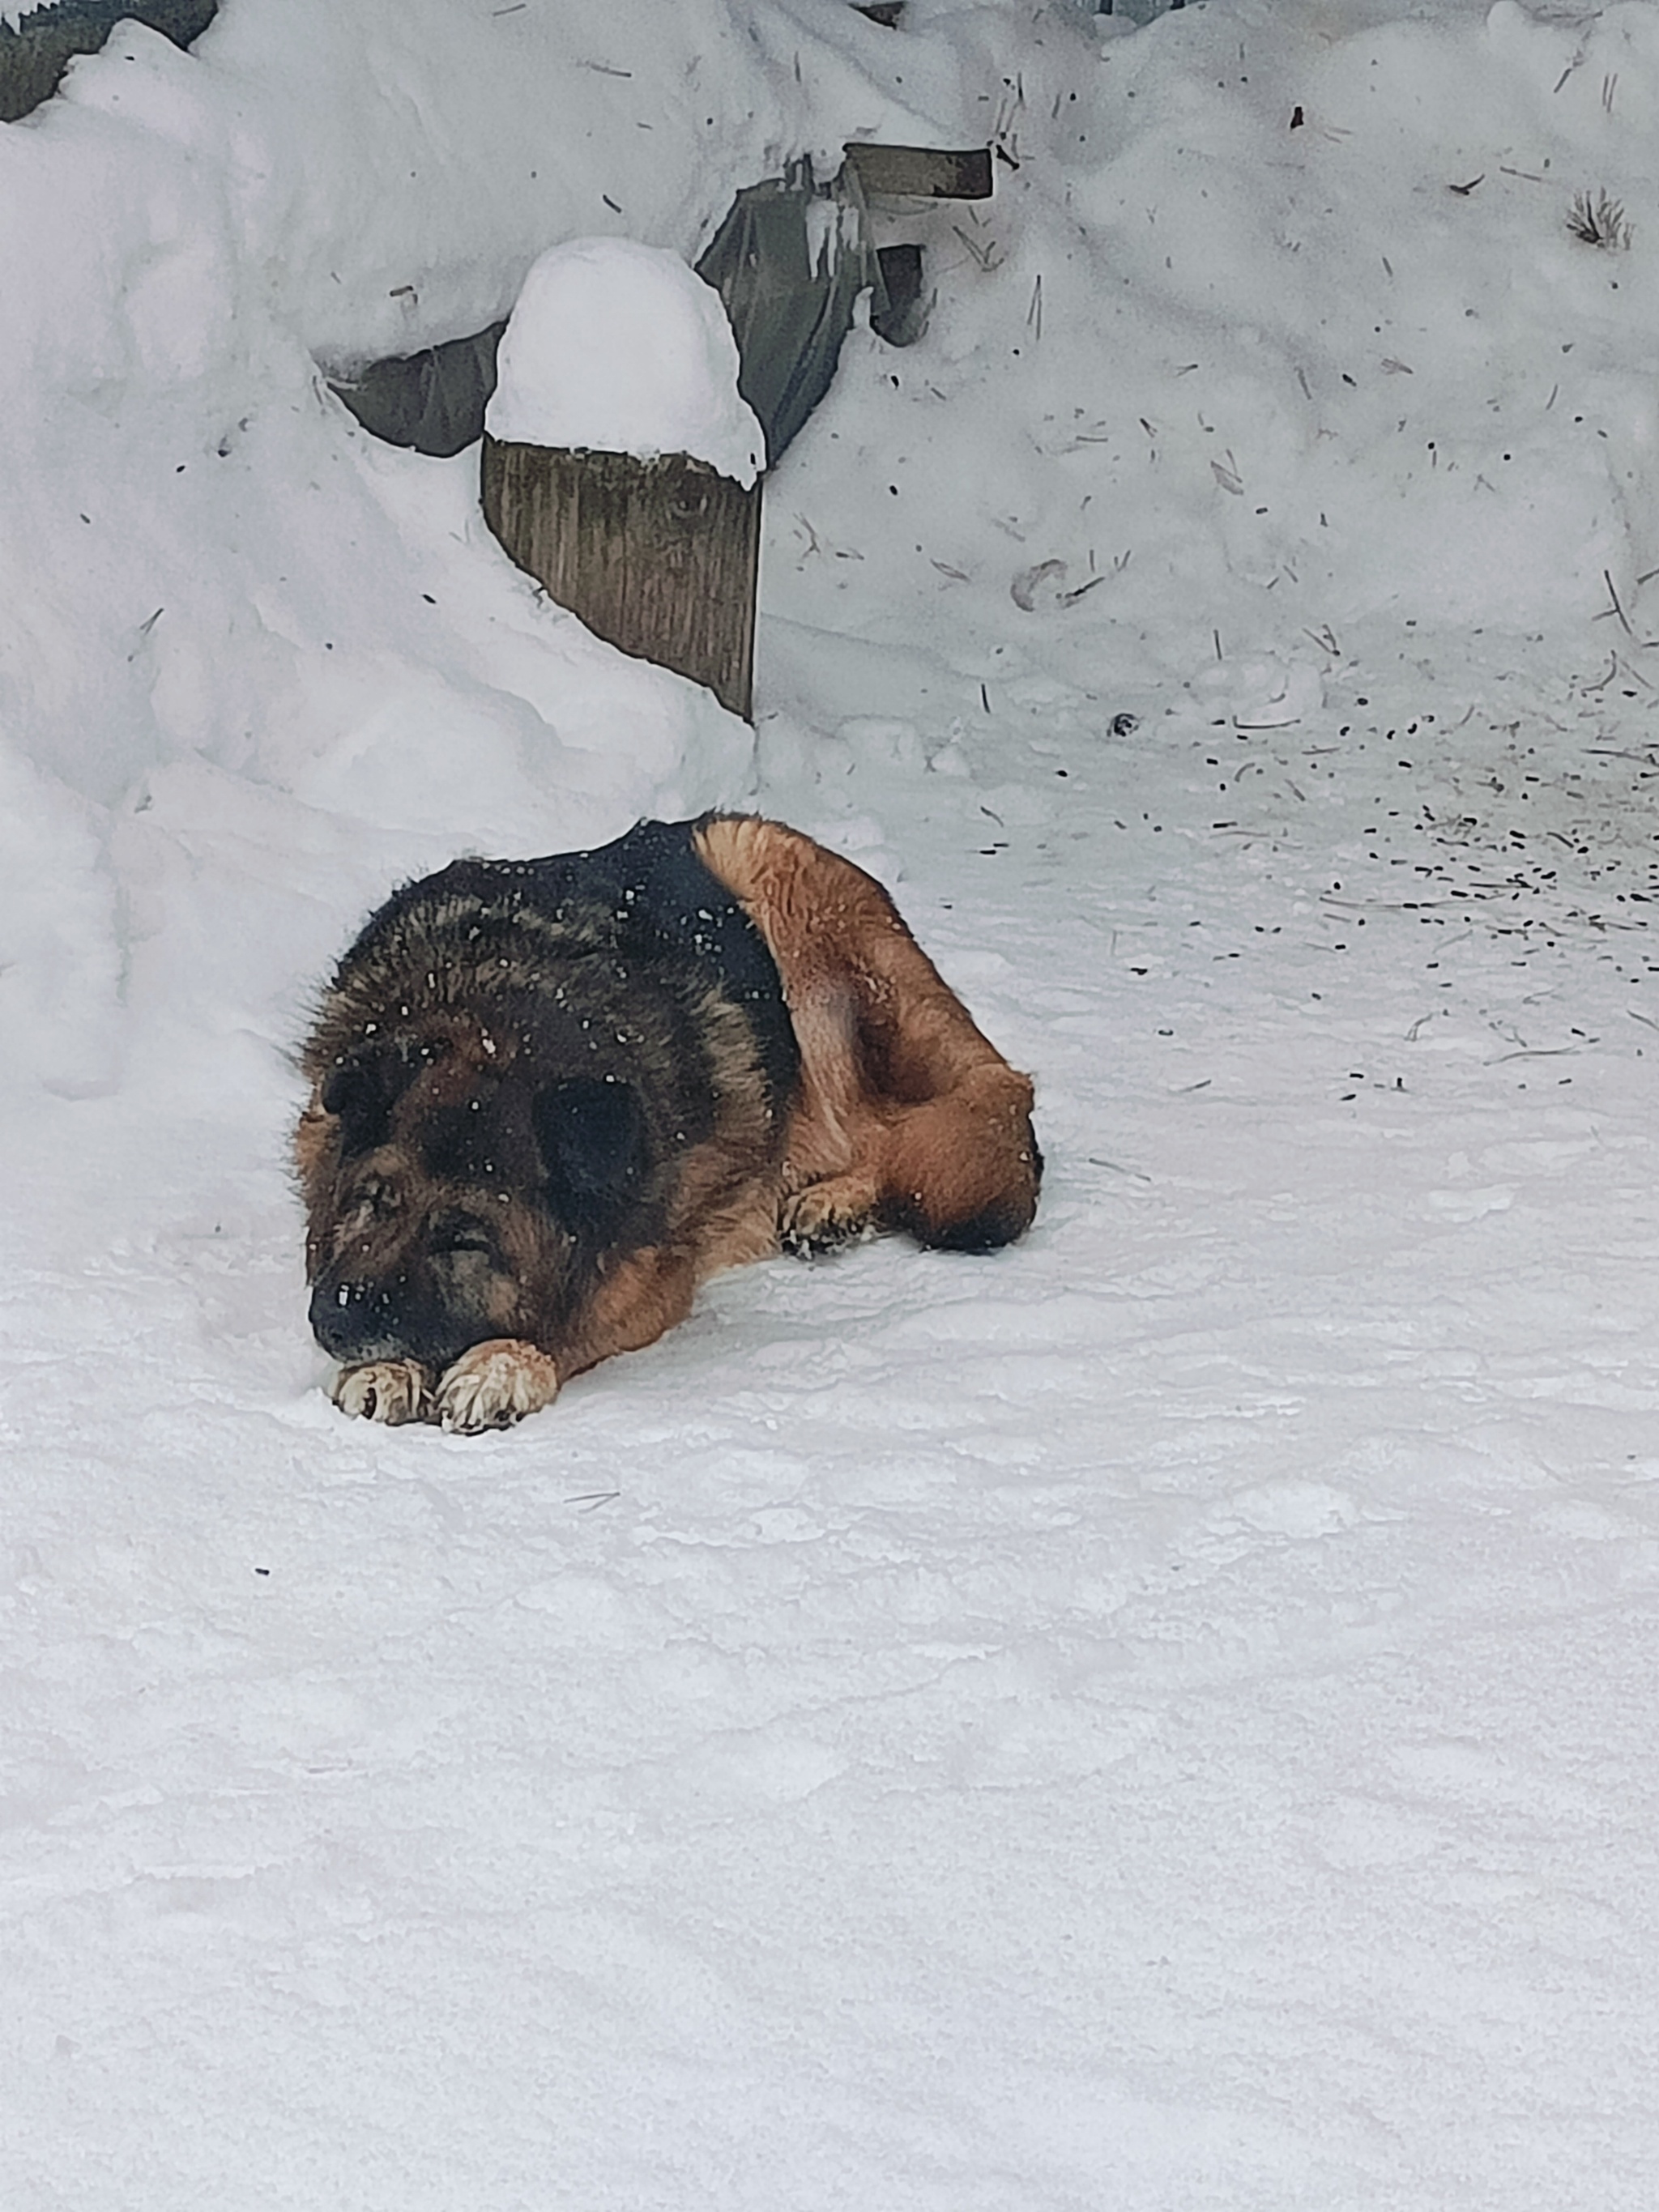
[485,237,765,488]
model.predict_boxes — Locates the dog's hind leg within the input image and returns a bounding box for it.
[694,817,1041,1255]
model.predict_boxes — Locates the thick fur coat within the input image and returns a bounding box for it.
[298,815,1040,1430]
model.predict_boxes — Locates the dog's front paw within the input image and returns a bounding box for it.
[333,1359,434,1425]
[437,1340,561,1433]
[780,1176,882,1259]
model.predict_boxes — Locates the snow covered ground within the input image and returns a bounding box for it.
[5,1,1659,2204]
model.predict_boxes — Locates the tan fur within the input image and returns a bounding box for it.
[693,816,1041,1251]
[436,1340,561,1432]
[333,1358,433,1426]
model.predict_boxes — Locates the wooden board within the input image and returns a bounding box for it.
[841,143,993,201]
[481,438,761,722]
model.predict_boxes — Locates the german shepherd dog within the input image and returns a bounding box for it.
[297,816,1040,1431]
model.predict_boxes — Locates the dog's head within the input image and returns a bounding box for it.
[303,1017,655,1373]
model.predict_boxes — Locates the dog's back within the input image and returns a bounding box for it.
[327,817,800,1118]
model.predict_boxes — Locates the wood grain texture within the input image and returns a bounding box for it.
[481,437,761,720]
[841,143,992,201]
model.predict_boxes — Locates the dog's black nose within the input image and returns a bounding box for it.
[309,1272,407,1363]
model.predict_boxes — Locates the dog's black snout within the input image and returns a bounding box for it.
[309,1272,405,1362]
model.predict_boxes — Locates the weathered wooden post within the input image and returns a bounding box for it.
[480,239,766,720]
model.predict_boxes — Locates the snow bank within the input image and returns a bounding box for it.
[0,0,978,1112]
[486,237,764,484]
[780,0,1659,676]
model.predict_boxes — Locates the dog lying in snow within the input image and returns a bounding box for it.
[297,814,1040,1431]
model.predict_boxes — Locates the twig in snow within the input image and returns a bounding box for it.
[1581,652,1620,694]
[1567,189,1631,249]
[950,222,1003,273]
[1601,569,1636,639]
[1589,601,1659,660]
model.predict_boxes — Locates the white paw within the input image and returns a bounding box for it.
[437,1340,561,1434]
[333,1359,433,1426]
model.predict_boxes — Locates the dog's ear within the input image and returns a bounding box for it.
[532,1078,648,1238]
[321,1047,418,1157]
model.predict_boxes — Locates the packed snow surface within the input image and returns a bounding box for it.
[6,0,1659,2206]
[486,237,765,484]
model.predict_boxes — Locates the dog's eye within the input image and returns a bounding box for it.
[430,1218,494,1258]
[346,1178,399,1225]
